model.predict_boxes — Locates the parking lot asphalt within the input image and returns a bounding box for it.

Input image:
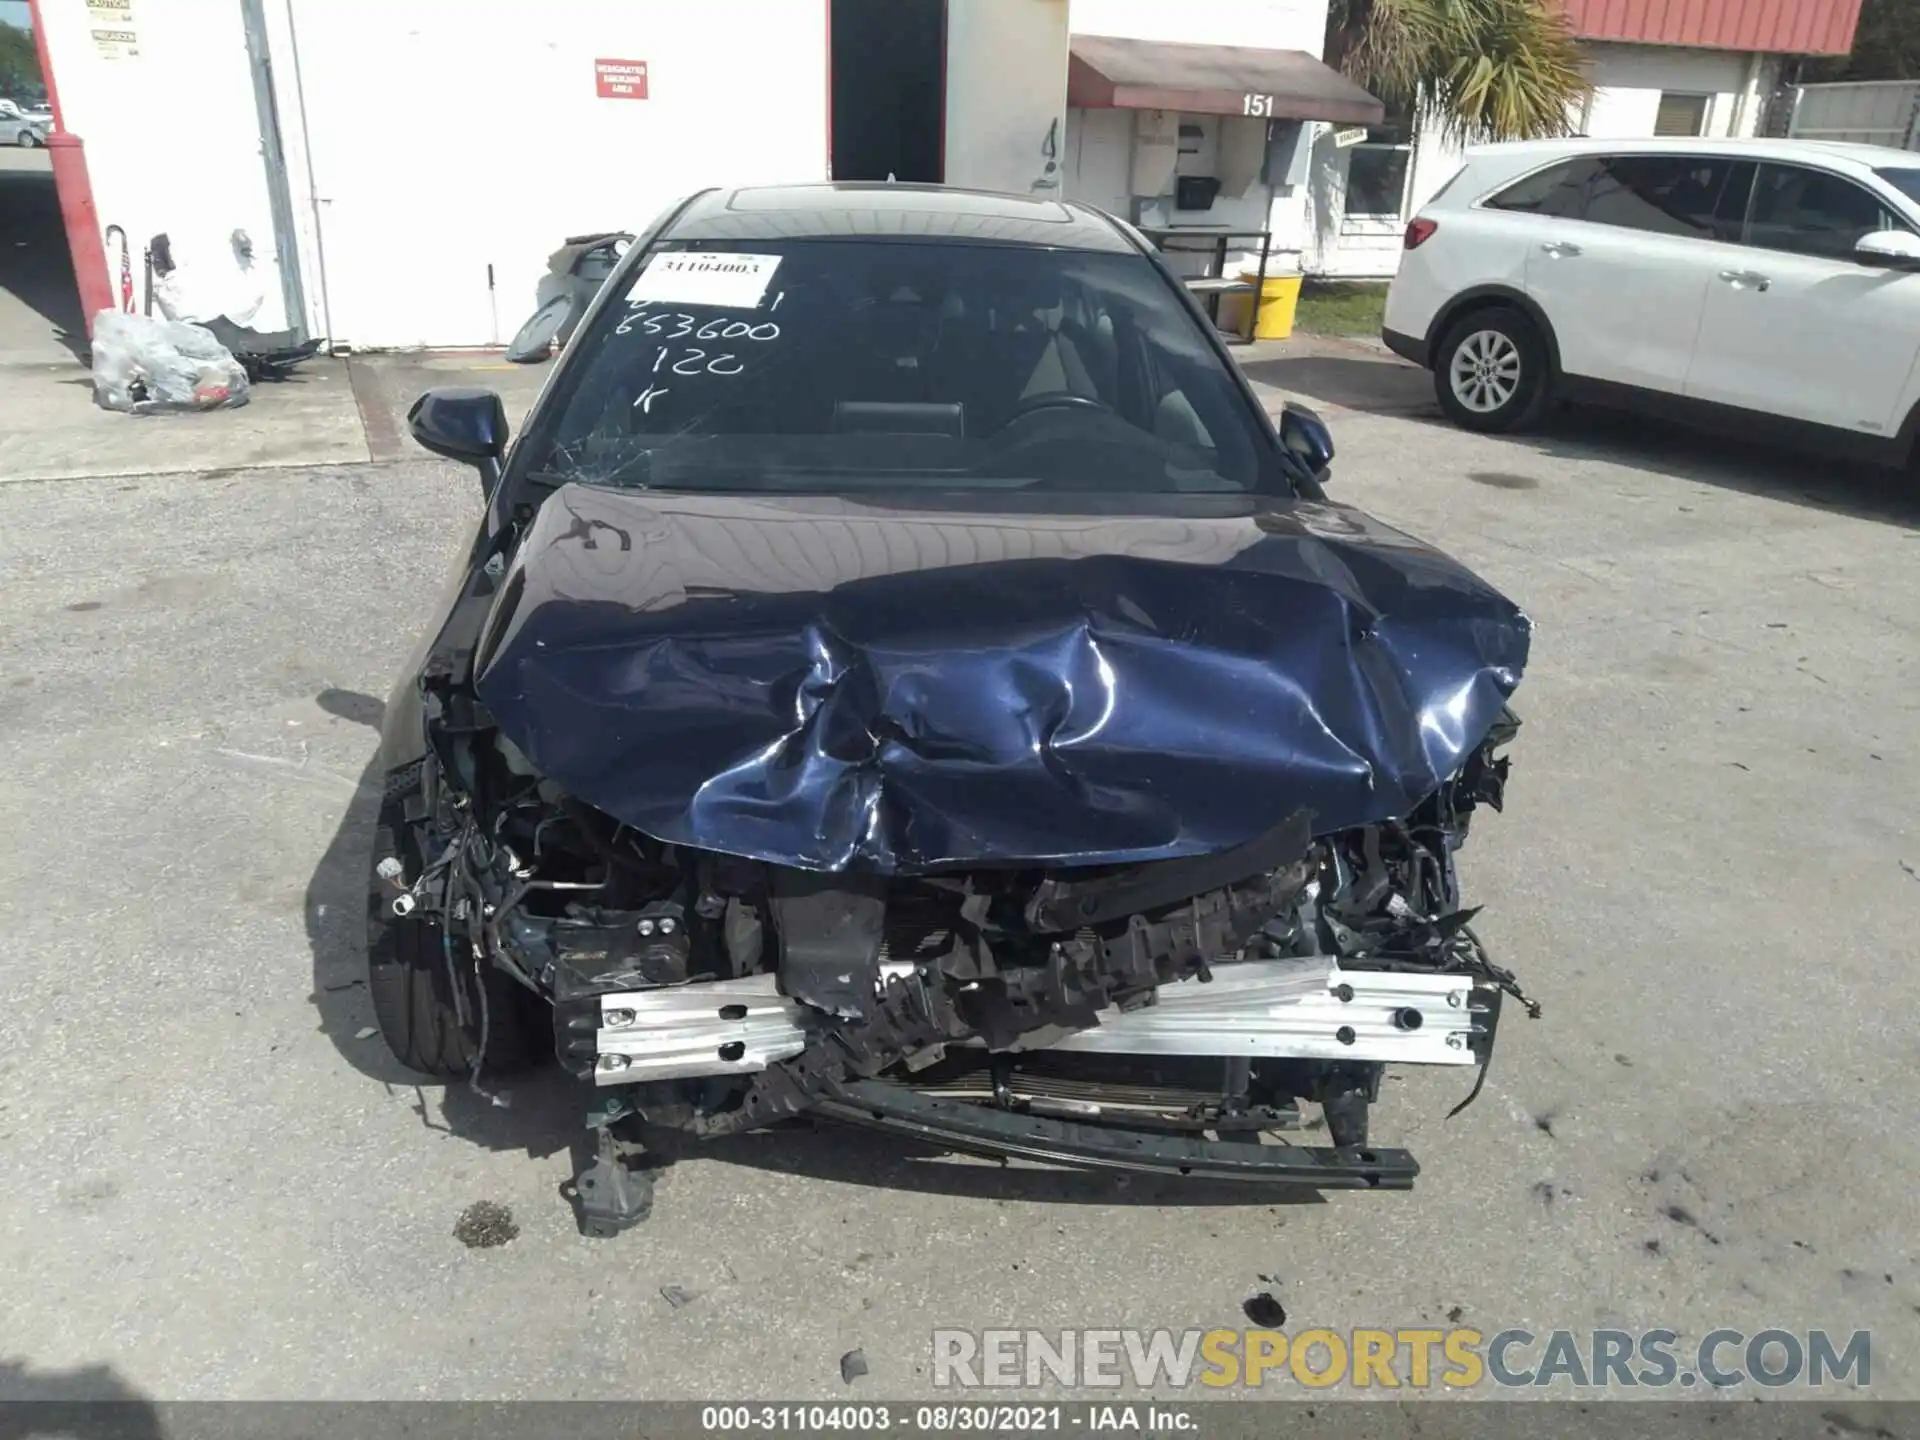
[1,347,1916,1402]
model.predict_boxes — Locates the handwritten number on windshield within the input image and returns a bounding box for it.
[662,348,744,377]
[620,308,774,406]
[619,308,779,342]
[633,347,746,399]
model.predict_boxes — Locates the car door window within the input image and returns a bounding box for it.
[1746,163,1905,259]
[1582,155,1751,241]
[1484,158,1597,217]
[1875,167,1920,206]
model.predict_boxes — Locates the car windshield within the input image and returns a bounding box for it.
[1875,167,1920,206]
[518,238,1285,496]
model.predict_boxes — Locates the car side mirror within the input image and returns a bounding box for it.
[1278,402,1334,481]
[408,388,509,497]
[1854,230,1920,270]
[409,387,509,463]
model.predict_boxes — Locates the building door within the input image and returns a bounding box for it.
[830,0,945,182]
[281,0,830,350]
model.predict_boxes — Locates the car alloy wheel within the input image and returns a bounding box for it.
[1448,329,1523,414]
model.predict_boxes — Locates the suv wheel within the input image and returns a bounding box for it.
[1434,308,1549,433]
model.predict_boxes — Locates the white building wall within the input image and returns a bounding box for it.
[36,0,294,331]
[276,0,830,350]
[1580,44,1771,139]
[1064,108,1135,220]
[1069,0,1326,52]
[1063,107,1310,263]
[1317,43,1776,278]
[945,0,1070,195]
[39,0,1794,339]
[1063,0,1332,271]
[1305,121,1464,278]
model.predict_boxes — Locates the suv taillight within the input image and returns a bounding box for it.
[1404,218,1438,250]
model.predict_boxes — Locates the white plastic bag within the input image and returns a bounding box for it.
[151,227,267,328]
[90,311,250,415]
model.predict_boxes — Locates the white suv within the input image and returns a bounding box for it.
[1382,137,1920,465]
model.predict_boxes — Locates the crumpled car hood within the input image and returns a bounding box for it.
[474,484,1530,873]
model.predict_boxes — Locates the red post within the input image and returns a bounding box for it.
[26,0,115,338]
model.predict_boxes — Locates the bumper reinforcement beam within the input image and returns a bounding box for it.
[811,1077,1420,1188]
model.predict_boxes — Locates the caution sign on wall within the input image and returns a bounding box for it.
[86,0,140,58]
[594,59,649,100]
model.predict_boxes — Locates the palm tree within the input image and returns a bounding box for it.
[1327,0,1592,144]
[1803,0,1920,80]
[0,23,44,100]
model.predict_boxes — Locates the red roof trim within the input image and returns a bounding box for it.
[1561,0,1863,54]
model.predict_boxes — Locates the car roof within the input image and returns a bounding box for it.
[662,183,1140,253]
[1464,134,1920,174]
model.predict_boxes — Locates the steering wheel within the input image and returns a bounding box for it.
[1002,392,1117,426]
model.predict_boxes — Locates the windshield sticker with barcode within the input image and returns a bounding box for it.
[627,252,782,310]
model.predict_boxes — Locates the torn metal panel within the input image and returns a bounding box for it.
[768,869,886,1019]
[475,486,1530,872]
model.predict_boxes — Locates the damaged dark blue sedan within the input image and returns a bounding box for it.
[371,184,1534,1234]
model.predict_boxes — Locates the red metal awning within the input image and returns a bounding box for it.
[1562,0,1862,55]
[1068,34,1384,126]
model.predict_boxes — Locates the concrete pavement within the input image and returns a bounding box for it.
[0,150,371,483]
[0,355,373,482]
[0,332,1917,1403]
[1239,332,1438,418]
[0,149,84,369]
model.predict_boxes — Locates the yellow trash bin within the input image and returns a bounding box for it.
[1245,272,1302,340]
[1217,273,1302,341]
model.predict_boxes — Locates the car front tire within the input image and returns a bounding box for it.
[1434,307,1550,434]
[366,775,547,1079]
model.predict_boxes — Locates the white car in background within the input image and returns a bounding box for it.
[0,98,50,147]
[1382,136,1920,467]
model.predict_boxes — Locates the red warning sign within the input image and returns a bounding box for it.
[595,59,649,100]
